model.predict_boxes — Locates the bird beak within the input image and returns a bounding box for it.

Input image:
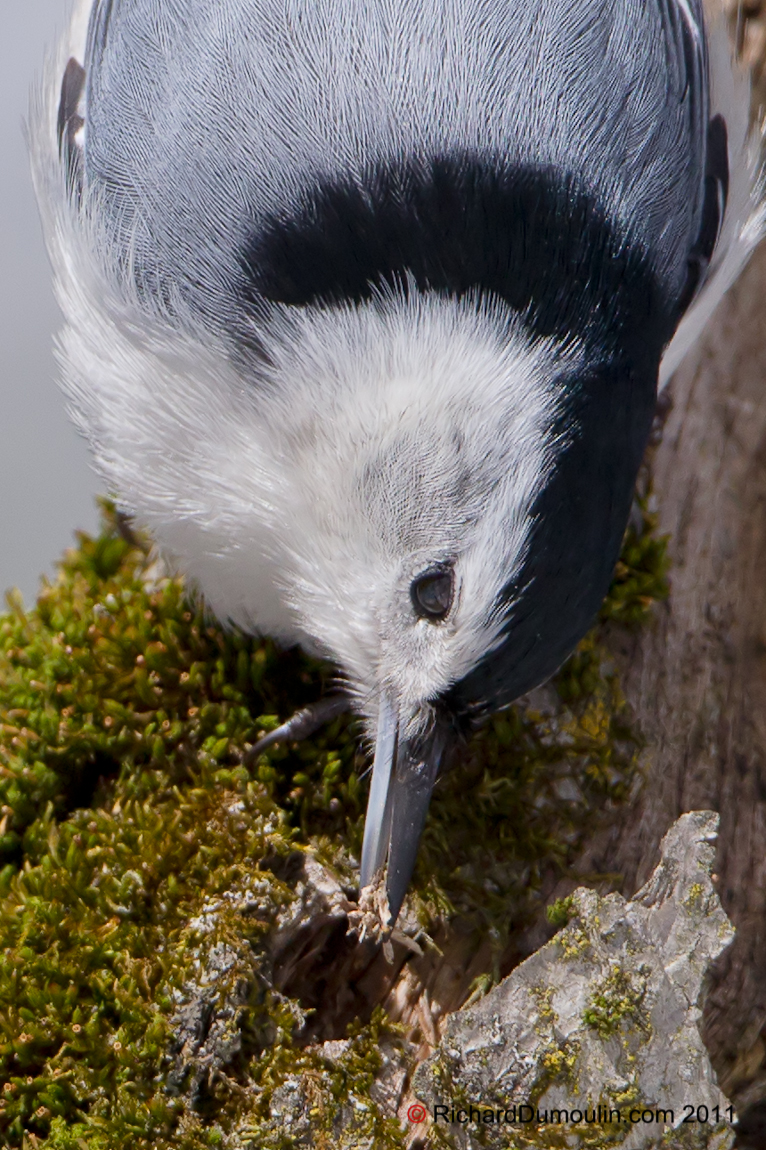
[359,695,453,926]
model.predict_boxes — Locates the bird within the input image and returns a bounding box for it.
[32,0,765,928]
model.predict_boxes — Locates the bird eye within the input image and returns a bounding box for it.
[410,566,454,621]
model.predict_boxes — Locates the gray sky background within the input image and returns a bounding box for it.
[1,1,99,607]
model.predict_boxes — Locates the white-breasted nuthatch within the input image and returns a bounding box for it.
[33,0,766,925]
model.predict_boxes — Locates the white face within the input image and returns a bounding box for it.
[244,292,580,729]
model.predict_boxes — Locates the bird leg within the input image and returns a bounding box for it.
[243,694,351,765]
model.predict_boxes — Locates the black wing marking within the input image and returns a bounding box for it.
[57,57,86,198]
[677,113,730,317]
[698,113,730,265]
[242,157,673,354]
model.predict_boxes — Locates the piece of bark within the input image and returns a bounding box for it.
[412,811,734,1150]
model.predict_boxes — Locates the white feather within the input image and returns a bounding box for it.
[66,0,94,59]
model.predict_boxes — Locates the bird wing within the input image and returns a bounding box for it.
[41,0,728,329]
[42,0,765,373]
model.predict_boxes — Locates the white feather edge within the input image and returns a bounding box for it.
[63,0,94,62]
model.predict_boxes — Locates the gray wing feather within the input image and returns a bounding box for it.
[79,0,710,326]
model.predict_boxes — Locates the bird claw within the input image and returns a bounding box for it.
[348,870,395,956]
[348,873,426,964]
[242,693,350,765]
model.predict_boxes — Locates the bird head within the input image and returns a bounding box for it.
[223,288,638,924]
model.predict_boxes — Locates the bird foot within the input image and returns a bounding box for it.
[348,871,395,958]
[348,874,426,963]
[243,694,350,765]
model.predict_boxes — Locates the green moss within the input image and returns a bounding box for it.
[582,965,649,1040]
[464,972,497,1008]
[599,497,669,626]
[545,897,576,929]
[537,1037,580,1090]
[530,984,557,1035]
[557,919,592,962]
[0,499,664,1148]
[0,505,368,1149]
[245,1009,406,1150]
[684,882,706,915]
